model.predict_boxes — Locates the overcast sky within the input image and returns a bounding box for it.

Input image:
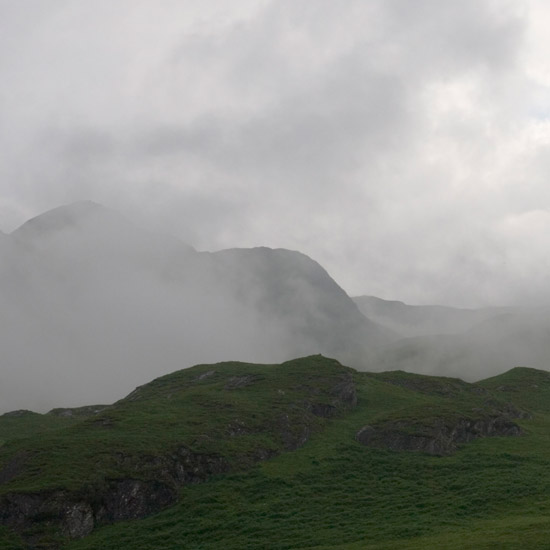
[2,0,550,307]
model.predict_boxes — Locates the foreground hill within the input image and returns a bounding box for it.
[0,201,392,412]
[2,356,550,549]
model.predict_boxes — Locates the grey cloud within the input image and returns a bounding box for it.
[0,201,393,412]
[1,0,548,308]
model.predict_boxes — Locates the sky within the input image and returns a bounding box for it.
[2,0,550,307]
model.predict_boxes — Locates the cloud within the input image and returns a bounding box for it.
[2,0,549,307]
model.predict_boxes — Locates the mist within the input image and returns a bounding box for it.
[357,296,550,381]
[2,3,550,411]
[0,201,390,412]
[2,1,550,307]
[2,201,550,414]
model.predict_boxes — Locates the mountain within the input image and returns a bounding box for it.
[1,355,549,549]
[0,202,392,412]
[211,248,393,361]
[375,308,550,380]
[353,296,550,381]
[353,295,509,337]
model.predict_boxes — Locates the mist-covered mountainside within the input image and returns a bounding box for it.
[363,296,550,380]
[0,201,392,413]
[353,295,511,337]
[1,355,550,550]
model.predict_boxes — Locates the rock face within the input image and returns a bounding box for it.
[0,481,175,540]
[0,446,230,545]
[356,413,523,456]
[309,374,357,418]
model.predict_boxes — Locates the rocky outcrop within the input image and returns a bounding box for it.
[47,405,109,418]
[224,374,262,390]
[330,374,358,408]
[0,478,176,544]
[356,413,523,456]
[0,445,231,547]
[309,373,357,418]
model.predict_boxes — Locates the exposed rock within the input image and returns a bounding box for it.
[125,387,142,401]
[309,373,357,418]
[0,480,175,547]
[356,414,523,456]
[48,405,109,418]
[329,374,357,407]
[170,447,231,484]
[0,446,233,547]
[195,370,216,382]
[310,403,337,418]
[62,502,94,538]
[226,419,249,436]
[224,375,262,390]
[97,479,175,522]
[90,416,115,428]
[111,446,231,486]
[0,493,38,529]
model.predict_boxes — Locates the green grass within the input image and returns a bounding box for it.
[0,526,26,550]
[0,410,83,448]
[65,369,550,549]
[0,356,352,493]
[2,357,550,549]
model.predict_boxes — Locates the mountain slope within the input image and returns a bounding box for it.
[375,309,550,380]
[1,357,550,549]
[353,295,509,337]
[0,202,391,413]
[212,248,394,364]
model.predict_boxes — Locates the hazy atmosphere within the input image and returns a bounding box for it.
[4,6,550,548]
[2,0,550,307]
[3,2,550,413]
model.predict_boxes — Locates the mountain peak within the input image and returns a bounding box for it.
[9,200,197,269]
[11,200,112,238]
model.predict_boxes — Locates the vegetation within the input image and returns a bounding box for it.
[1,356,550,549]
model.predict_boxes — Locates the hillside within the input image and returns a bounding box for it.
[373,309,550,381]
[353,296,550,381]
[2,356,550,549]
[353,295,509,337]
[0,202,392,413]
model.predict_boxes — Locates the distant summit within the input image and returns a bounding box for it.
[353,295,508,337]
[356,295,550,381]
[12,200,108,238]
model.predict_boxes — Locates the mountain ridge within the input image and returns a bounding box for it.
[353,294,511,337]
[0,202,391,413]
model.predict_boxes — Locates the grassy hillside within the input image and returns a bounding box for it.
[1,357,550,549]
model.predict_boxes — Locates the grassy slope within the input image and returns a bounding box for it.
[0,357,351,497]
[2,358,550,549]
[64,369,550,550]
[0,412,82,448]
